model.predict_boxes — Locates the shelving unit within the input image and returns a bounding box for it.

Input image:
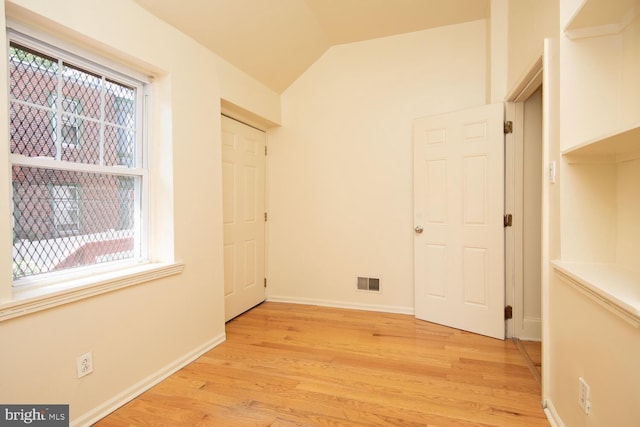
[556,0,640,328]
[553,261,640,327]
[560,0,640,152]
[562,123,640,162]
[565,0,640,39]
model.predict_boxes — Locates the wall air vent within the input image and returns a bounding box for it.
[357,277,380,292]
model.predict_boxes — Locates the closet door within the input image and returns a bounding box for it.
[222,115,266,321]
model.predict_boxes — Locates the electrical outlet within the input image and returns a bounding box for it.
[578,377,591,414]
[76,352,93,378]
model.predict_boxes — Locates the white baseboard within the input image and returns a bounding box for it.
[71,332,226,427]
[266,295,414,315]
[543,398,565,427]
[517,316,542,341]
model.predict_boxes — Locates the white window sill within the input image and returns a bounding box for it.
[0,262,184,322]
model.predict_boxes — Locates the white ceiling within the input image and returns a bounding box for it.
[133,0,489,93]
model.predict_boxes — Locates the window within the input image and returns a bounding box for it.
[8,32,148,284]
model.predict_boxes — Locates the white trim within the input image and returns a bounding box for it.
[0,262,184,321]
[10,154,147,177]
[267,295,414,316]
[220,99,278,131]
[7,22,151,85]
[70,332,226,427]
[565,23,622,39]
[543,398,566,427]
[520,317,542,341]
[506,55,543,103]
[504,101,516,338]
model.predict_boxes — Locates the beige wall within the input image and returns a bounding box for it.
[216,56,281,126]
[0,0,277,424]
[489,0,508,102]
[549,275,640,425]
[507,0,559,93]
[617,158,640,276]
[266,20,487,312]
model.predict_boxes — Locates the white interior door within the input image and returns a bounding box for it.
[413,103,504,339]
[222,115,266,321]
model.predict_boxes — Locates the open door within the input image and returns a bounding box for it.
[413,103,504,339]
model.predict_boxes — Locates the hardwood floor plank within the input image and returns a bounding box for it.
[95,303,548,426]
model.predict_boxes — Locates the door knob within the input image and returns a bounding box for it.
[414,225,424,234]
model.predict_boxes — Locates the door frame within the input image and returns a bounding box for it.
[504,56,543,339]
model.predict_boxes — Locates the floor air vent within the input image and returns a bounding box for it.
[357,277,380,292]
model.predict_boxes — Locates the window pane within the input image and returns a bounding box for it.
[9,44,58,107]
[62,63,101,120]
[9,102,57,157]
[9,43,138,167]
[51,184,80,232]
[12,166,140,280]
[106,85,137,167]
[105,124,136,167]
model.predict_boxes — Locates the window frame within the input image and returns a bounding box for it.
[7,27,152,288]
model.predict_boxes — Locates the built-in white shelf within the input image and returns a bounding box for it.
[552,260,640,327]
[562,122,640,163]
[565,0,640,39]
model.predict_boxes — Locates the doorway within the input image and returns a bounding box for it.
[517,85,543,341]
[505,60,544,385]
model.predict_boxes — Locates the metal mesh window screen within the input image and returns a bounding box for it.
[8,38,146,283]
[9,43,137,167]
[51,184,80,232]
[12,166,139,280]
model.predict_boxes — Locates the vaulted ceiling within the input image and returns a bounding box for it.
[134,0,489,93]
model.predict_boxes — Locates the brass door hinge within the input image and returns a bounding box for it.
[504,214,513,227]
[505,305,513,319]
[264,212,268,222]
[504,121,513,134]
[264,278,267,288]
[265,145,268,155]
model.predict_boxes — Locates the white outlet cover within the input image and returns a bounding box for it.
[76,352,93,378]
[578,377,590,412]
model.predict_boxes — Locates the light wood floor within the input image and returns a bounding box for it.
[516,340,542,386]
[95,302,548,426]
